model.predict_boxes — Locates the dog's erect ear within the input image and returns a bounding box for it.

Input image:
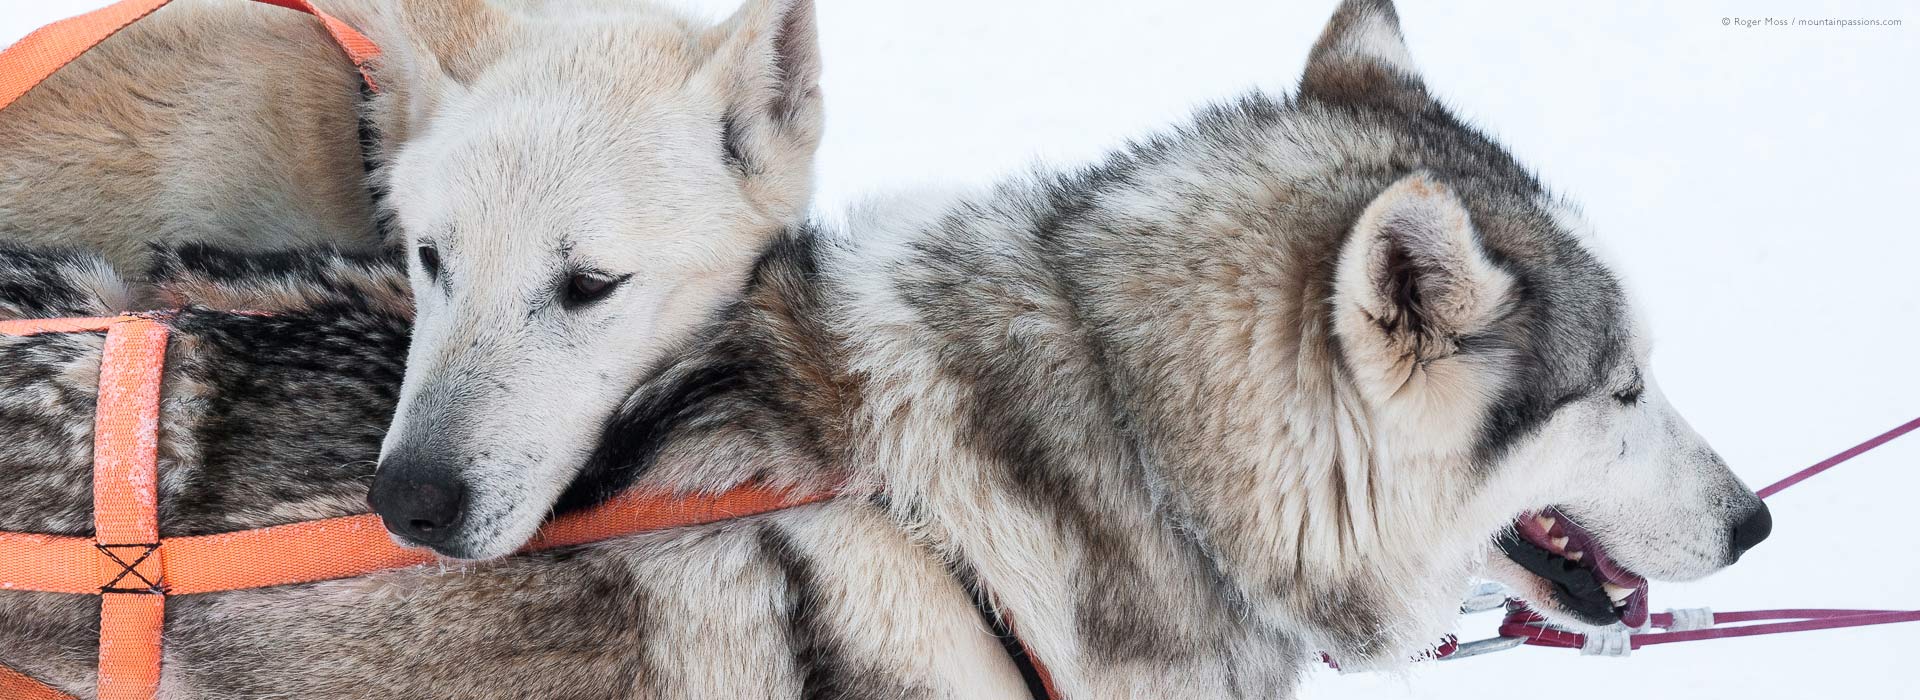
[705,0,821,129]
[700,0,823,218]
[392,0,510,85]
[1299,0,1428,110]
[1334,173,1514,404]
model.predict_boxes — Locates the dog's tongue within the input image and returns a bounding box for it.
[1622,585,1649,629]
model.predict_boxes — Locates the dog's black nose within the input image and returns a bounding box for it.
[1729,501,1772,561]
[368,470,467,546]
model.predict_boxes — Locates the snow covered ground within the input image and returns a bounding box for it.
[5,1,1915,697]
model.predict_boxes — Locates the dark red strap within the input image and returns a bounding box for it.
[1757,415,1920,499]
[1499,608,1920,651]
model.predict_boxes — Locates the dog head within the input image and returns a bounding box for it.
[366,0,822,558]
[1333,172,1769,630]
[1305,0,1768,656]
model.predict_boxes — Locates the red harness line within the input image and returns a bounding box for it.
[1473,416,1920,656]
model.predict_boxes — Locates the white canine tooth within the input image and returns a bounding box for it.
[1551,536,1570,551]
[1536,515,1556,531]
[1603,583,1633,604]
[1566,550,1585,561]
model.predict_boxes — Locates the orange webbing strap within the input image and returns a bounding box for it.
[0,316,134,335]
[90,318,170,700]
[0,0,381,113]
[0,665,74,700]
[0,0,167,111]
[526,486,842,553]
[0,316,169,699]
[181,484,834,595]
[250,0,380,89]
[0,482,841,594]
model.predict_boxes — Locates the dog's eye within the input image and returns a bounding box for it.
[417,245,441,280]
[562,272,626,309]
[1613,386,1644,405]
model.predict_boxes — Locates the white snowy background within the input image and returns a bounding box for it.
[4,1,1915,697]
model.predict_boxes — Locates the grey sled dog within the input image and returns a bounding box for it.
[0,1,1771,697]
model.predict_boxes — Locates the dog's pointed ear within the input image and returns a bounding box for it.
[1299,0,1428,110]
[705,0,821,129]
[700,0,823,218]
[392,0,510,85]
[1334,173,1514,403]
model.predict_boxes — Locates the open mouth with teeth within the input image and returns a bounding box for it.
[1496,507,1649,628]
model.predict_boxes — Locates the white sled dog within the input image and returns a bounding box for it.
[0,0,1770,697]
[0,0,826,559]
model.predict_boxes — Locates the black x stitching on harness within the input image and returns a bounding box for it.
[96,543,164,594]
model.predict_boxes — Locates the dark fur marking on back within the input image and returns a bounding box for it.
[149,242,401,286]
[0,245,112,318]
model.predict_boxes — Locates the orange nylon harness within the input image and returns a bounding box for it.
[0,315,838,699]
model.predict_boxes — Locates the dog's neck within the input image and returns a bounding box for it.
[812,182,1486,665]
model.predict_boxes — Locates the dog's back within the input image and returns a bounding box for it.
[0,0,383,275]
